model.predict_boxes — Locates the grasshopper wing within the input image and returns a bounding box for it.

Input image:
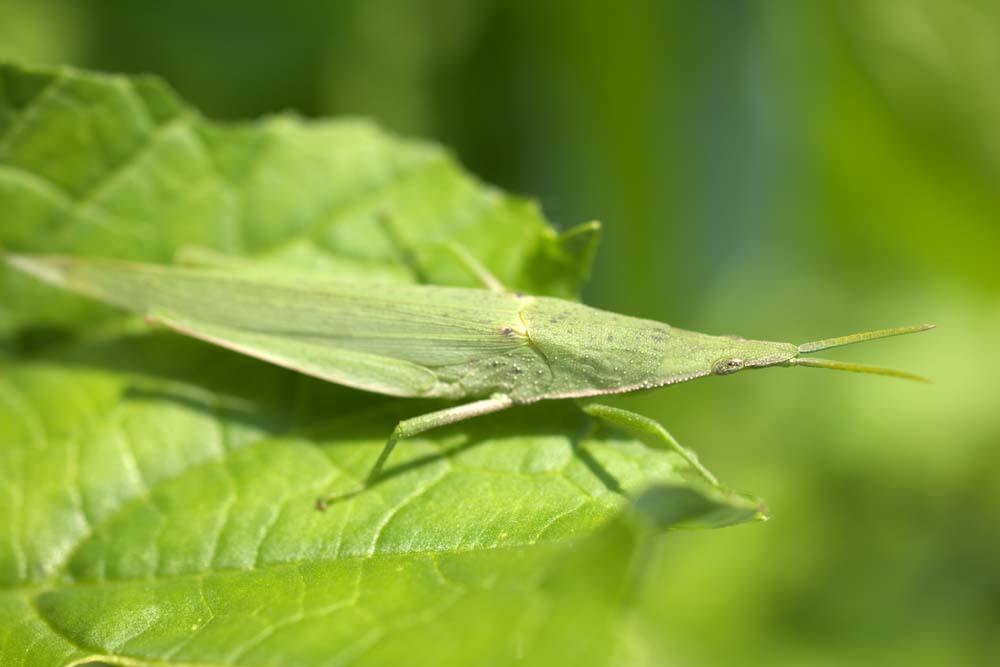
[7,255,533,398]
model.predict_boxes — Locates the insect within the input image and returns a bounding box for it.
[6,253,933,507]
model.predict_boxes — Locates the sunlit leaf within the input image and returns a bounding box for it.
[0,64,762,666]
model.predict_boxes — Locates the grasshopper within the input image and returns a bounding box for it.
[6,252,932,507]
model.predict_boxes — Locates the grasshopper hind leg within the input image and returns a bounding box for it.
[439,242,506,292]
[377,211,507,292]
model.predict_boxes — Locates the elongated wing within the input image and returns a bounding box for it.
[6,255,531,398]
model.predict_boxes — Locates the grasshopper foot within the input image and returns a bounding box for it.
[314,485,364,511]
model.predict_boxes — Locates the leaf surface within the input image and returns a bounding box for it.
[0,63,596,334]
[0,64,762,666]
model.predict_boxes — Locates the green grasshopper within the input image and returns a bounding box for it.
[6,253,932,507]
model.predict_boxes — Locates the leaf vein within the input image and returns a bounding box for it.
[368,467,450,556]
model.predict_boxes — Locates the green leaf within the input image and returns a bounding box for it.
[0,63,762,666]
[0,62,595,334]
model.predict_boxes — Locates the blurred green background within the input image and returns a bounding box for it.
[3,0,997,664]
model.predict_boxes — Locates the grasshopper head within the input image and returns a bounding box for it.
[717,324,935,381]
[707,338,796,375]
[659,329,797,383]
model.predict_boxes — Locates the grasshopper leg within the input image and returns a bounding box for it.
[317,393,514,509]
[578,402,721,489]
[377,211,506,291]
[440,242,506,292]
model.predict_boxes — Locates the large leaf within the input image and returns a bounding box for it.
[0,63,762,666]
[0,62,597,333]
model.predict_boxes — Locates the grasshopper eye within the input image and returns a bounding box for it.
[712,357,745,375]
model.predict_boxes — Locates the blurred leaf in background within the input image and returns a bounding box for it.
[1,0,997,664]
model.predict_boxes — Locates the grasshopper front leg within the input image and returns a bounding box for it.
[579,403,721,489]
[316,393,515,509]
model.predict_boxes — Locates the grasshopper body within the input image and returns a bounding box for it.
[7,254,932,503]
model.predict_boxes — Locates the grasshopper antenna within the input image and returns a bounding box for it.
[789,324,935,382]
